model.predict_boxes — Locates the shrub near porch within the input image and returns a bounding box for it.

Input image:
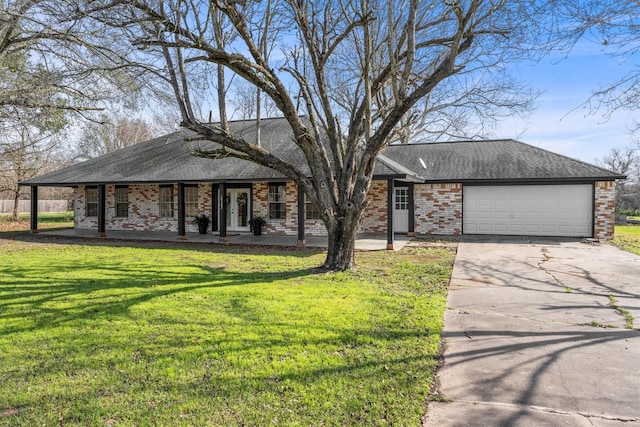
[0,238,455,426]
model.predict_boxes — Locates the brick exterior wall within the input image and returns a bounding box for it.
[594,180,616,241]
[75,184,213,233]
[74,182,329,237]
[73,181,464,237]
[358,181,463,236]
[359,180,388,233]
[252,182,328,236]
[414,183,462,236]
[73,180,612,239]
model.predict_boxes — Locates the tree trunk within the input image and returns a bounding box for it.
[320,213,360,272]
[12,190,20,222]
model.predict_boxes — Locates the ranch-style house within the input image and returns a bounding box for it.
[22,116,625,248]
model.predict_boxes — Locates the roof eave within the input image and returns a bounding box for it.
[423,176,625,185]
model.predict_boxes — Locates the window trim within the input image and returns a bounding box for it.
[159,185,174,218]
[268,182,287,219]
[304,194,322,220]
[85,186,98,217]
[184,184,199,218]
[115,185,129,218]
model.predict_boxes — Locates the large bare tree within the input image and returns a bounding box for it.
[0,0,142,118]
[551,0,640,129]
[81,0,550,271]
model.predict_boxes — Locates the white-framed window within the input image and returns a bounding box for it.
[305,195,322,220]
[115,186,128,217]
[159,185,174,218]
[268,183,286,219]
[185,185,198,217]
[86,187,98,217]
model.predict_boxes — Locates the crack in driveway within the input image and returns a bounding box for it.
[443,400,640,424]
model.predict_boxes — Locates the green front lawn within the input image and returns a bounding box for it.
[614,225,640,256]
[0,211,74,232]
[0,236,454,426]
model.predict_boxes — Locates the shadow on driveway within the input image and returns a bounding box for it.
[424,237,640,427]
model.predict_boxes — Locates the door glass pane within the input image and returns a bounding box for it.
[395,188,409,210]
[226,192,231,226]
[237,191,248,227]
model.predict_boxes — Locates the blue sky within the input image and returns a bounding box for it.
[494,40,638,165]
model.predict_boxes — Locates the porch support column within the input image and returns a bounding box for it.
[98,184,106,237]
[212,184,219,232]
[408,183,415,237]
[297,184,305,246]
[386,179,394,250]
[219,182,227,242]
[177,183,186,240]
[30,186,38,233]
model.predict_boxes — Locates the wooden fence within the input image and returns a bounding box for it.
[0,200,69,213]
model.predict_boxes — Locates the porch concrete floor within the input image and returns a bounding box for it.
[38,228,411,251]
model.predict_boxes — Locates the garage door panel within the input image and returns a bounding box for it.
[463,185,593,237]
[525,224,541,233]
[509,224,524,233]
[525,212,540,220]
[510,212,524,220]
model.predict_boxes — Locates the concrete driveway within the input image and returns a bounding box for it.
[424,236,640,427]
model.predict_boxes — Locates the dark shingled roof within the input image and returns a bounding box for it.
[383,139,625,183]
[22,117,624,186]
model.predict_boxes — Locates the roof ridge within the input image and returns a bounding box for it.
[206,115,302,125]
[508,139,627,177]
[387,139,517,148]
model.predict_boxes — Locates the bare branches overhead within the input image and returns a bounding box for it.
[48,0,565,270]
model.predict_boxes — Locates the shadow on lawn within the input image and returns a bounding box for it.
[0,259,318,335]
[1,229,325,255]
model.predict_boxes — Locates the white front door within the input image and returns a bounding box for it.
[226,188,250,232]
[393,187,409,234]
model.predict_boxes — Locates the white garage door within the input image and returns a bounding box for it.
[463,185,593,237]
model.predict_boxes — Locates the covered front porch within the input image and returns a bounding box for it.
[27,177,417,250]
[37,228,412,251]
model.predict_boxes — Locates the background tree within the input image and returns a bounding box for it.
[1,0,166,220]
[598,146,640,213]
[552,0,640,132]
[72,114,154,161]
[82,0,556,271]
[0,0,147,117]
[0,107,66,220]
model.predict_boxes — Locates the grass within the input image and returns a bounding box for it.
[0,233,455,426]
[614,225,640,256]
[0,211,74,232]
[608,294,635,330]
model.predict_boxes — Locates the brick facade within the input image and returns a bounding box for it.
[251,181,327,236]
[358,182,464,236]
[75,184,213,233]
[359,180,388,233]
[74,182,328,237]
[594,180,616,241]
[72,179,618,240]
[414,183,463,235]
